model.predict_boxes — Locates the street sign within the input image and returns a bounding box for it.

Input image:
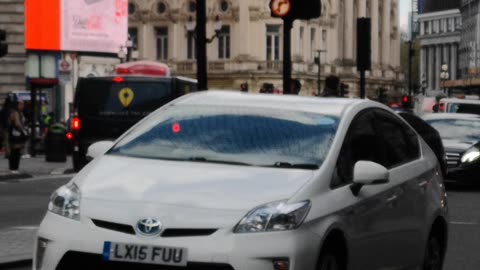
[270,0,291,18]
[58,59,72,73]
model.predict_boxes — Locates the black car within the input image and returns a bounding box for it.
[398,112,447,177]
[424,113,480,184]
[71,75,197,171]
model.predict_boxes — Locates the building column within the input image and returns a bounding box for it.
[382,0,391,65]
[358,0,367,17]
[435,45,442,90]
[442,44,449,67]
[420,46,427,88]
[370,0,379,65]
[428,45,434,90]
[344,0,354,60]
[451,43,458,80]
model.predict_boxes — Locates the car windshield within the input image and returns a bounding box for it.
[426,118,480,141]
[108,105,339,169]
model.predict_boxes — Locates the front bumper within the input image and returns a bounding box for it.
[446,163,480,183]
[35,212,321,270]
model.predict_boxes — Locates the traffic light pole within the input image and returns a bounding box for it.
[360,70,366,99]
[283,18,293,94]
[196,0,208,91]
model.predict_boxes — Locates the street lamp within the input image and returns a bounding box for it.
[440,64,449,94]
[186,15,223,43]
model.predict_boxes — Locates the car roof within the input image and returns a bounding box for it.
[175,90,371,116]
[423,113,480,121]
[440,98,480,105]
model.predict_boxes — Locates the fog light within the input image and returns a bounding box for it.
[35,237,49,270]
[273,259,290,270]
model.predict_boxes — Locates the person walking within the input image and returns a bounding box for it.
[0,94,14,158]
[8,100,28,173]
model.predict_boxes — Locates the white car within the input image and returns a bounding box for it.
[35,92,448,270]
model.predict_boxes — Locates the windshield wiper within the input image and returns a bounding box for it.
[187,157,253,166]
[265,162,319,170]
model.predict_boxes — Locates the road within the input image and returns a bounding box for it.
[1,178,480,270]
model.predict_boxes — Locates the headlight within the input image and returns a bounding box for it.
[48,183,81,220]
[461,150,480,163]
[234,200,311,233]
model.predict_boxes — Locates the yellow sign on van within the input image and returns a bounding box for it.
[118,88,134,108]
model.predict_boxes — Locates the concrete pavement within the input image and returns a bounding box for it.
[0,154,73,181]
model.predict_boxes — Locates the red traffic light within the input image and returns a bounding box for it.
[402,95,409,104]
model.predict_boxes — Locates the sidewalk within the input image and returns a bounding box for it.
[0,155,73,181]
[0,227,37,266]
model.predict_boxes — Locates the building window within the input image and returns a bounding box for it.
[187,31,196,59]
[322,29,327,46]
[310,28,316,59]
[220,0,229,12]
[188,1,196,13]
[266,25,280,61]
[218,25,230,59]
[128,3,136,15]
[157,2,167,14]
[128,27,138,49]
[299,26,304,55]
[156,27,168,60]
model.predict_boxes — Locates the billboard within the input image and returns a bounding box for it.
[25,0,128,54]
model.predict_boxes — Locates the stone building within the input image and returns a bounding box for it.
[128,0,403,96]
[459,0,480,78]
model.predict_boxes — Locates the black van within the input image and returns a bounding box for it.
[71,75,197,171]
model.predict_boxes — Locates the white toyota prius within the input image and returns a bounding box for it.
[35,92,448,270]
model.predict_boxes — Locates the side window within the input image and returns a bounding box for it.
[373,110,420,168]
[332,111,386,188]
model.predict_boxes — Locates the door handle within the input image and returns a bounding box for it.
[418,180,428,188]
[387,195,398,203]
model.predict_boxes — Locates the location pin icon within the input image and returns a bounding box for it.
[118,88,134,108]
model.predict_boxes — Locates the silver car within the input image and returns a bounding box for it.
[36,92,448,270]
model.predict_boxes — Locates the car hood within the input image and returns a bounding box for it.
[443,139,480,152]
[75,155,314,211]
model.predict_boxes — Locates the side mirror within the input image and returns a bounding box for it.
[87,141,114,160]
[350,161,389,196]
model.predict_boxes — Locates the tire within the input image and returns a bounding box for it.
[423,233,444,270]
[317,247,346,270]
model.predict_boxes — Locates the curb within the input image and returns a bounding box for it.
[0,173,33,182]
[0,259,32,269]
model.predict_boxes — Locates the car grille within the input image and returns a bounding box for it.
[446,152,462,168]
[92,219,217,237]
[56,251,235,270]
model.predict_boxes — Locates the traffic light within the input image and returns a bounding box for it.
[401,95,412,108]
[240,83,249,92]
[357,18,371,71]
[0,29,7,58]
[270,0,321,20]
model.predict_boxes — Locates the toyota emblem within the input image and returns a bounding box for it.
[136,218,162,236]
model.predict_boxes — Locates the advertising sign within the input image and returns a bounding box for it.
[25,0,128,54]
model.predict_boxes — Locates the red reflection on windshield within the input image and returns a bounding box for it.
[172,123,181,134]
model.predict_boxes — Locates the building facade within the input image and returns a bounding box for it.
[417,9,462,92]
[459,0,480,77]
[0,0,26,97]
[128,0,403,97]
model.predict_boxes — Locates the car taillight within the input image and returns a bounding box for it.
[112,77,124,83]
[66,132,73,140]
[72,118,81,131]
[115,68,131,75]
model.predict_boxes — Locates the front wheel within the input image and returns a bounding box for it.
[423,234,444,270]
[317,247,346,270]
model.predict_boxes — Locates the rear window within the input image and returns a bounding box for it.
[76,79,172,118]
[446,103,480,115]
[109,105,339,168]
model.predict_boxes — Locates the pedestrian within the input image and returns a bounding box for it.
[0,93,14,158]
[8,100,28,173]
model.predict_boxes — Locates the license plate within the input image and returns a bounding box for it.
[103,242,188,266]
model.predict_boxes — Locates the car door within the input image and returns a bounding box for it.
[332,110,410,270]
[372,109,427,268]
